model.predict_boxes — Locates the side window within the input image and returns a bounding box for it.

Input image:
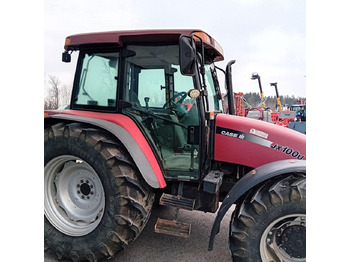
[75,52,119,108]
[138,69,165,107]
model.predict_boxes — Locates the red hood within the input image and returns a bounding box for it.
[214,114,306,168]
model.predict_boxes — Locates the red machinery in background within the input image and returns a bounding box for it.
[234,92,246,117]
[231,81,297,128]
[270,82,296,127]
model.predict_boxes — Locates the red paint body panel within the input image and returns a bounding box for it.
[214,114,306,168]
[61,110,166,188]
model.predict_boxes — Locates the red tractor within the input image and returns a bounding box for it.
[44,29,306,262]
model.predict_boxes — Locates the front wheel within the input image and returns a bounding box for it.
[230,174,306,262]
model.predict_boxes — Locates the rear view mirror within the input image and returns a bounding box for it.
[179,35,196,76]
[62,51,71,63]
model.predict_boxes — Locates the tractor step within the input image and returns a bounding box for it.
[154,218,191,238]
[159,193,195,211]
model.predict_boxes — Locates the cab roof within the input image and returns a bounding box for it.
[64,29,224,62]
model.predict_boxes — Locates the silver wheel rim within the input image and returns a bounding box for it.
[44,155,105,236]
[260,214,306,262]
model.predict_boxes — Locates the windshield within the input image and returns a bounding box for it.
[204,64,222,112]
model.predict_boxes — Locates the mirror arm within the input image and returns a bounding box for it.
[214,66,225,74]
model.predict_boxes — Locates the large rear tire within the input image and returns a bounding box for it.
[44,122,154,261]
[230,174,306,262]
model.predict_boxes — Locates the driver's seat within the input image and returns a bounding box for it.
[168,114,187,151]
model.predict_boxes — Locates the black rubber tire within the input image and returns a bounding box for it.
[44,122,154,262]
[229,174,306,262]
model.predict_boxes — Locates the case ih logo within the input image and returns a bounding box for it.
[220,130,246,140]
[216,126,272,148]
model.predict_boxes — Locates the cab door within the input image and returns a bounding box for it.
[121,45,200,180]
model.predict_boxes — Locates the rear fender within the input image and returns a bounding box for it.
[45,113,166,189]
[208,159,306,251]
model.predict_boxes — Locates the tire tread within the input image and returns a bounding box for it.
[230,174,306,262]
[44,122,154,261]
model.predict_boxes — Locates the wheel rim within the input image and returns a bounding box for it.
[44,155,105,236]
[260,214,306,262]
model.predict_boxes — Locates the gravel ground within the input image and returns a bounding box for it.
[45,204,235,262]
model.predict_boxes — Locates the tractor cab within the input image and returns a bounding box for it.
[121,44,221,180]
[67,31,224,181]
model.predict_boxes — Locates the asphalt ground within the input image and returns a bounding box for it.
[44,204,235,262]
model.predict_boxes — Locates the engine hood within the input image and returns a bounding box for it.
[214,114,306,168]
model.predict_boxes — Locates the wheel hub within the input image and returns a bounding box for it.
[261,214,306,262]
[44,155,105,236]
[279,225,306,258]
[78,180,92,197]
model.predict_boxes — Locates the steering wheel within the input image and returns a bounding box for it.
[163,91,188,118]
[163,91,188,109]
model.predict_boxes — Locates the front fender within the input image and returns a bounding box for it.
[208,159,306,251]
[45,111,166,189]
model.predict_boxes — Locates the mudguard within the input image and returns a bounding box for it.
[208,159,306,251]
[45,111,166,188]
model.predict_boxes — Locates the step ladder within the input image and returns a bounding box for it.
[154,218,191,238]
[154,184,195,238]
[159,193,195,210]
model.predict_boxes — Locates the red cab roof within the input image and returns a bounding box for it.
[64,29,224,61]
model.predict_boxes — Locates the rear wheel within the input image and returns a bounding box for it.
[44,122,154,261]
[230,174,306,262]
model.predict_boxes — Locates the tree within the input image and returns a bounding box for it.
[44,75,72,110]
[59,84,72,106]
[45,75,60,110]
[243,92,306,111]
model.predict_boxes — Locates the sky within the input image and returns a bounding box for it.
[44,0,306,97]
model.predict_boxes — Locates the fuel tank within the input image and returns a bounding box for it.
[214,114,306,168]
